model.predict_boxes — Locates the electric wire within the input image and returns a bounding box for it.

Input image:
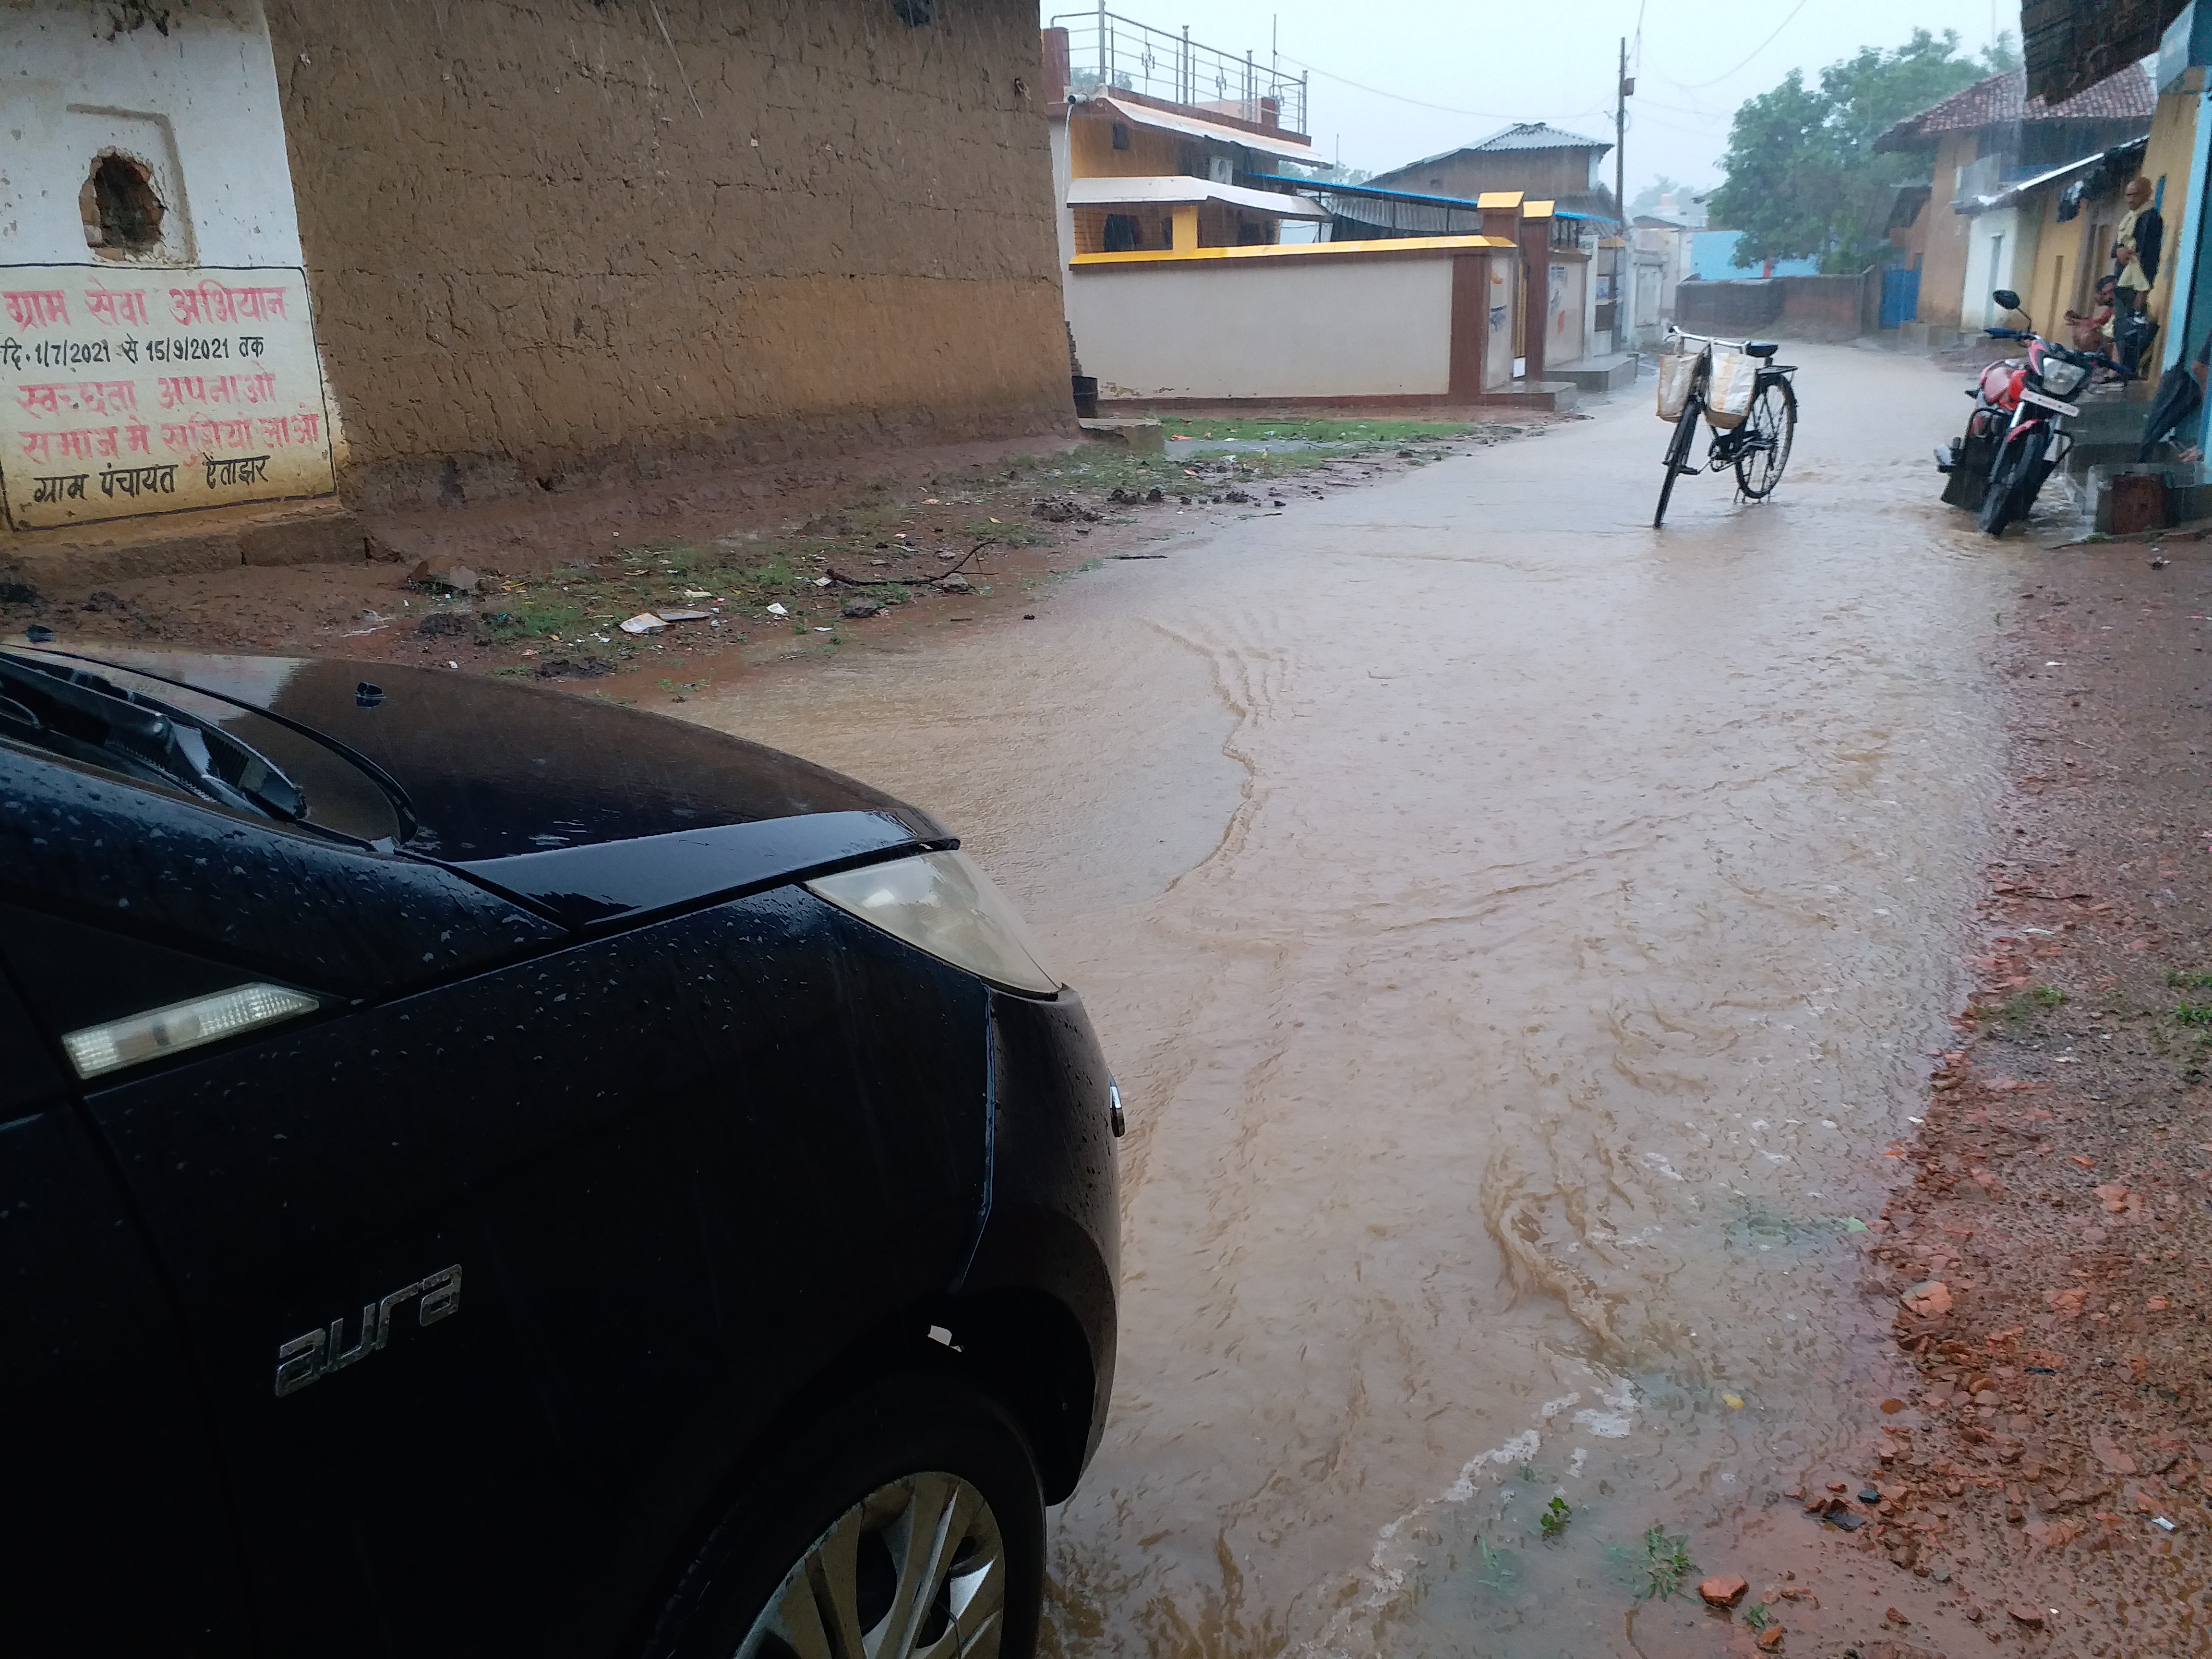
[1652,0,1813,91]
[1272,52,1514,120]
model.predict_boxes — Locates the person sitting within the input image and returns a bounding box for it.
[2067,276,2116,355]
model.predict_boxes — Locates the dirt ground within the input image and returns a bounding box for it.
[0,409,1560,699]
[1822,525,2212,1656]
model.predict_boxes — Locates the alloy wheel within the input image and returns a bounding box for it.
[737,1472,1007,1659]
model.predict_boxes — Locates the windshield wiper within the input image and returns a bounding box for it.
[0,654,307,821]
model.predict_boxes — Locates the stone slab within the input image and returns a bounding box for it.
[1552,353,1640,392]
[0,500,364,586]
[1079,417,1166,454]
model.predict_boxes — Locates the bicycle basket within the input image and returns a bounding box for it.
[1657,342,1703,421]
[1703,349,1758,431]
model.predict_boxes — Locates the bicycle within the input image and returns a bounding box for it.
[1652,329,1799,529]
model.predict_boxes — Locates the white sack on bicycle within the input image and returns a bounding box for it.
[1657,342,1701,421]
[1703,349,1759,430]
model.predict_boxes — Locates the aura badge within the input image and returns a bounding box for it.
[274,1265,461,1397]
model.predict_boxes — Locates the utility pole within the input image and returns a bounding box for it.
[1614,37,1632,222]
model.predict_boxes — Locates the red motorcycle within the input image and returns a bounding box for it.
[1936,288,2129,536]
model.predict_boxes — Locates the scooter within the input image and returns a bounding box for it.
[1935,289,2130,537]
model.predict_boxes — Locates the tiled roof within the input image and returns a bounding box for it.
[1875,63,2155,149]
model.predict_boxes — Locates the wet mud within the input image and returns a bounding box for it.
[702,344,2028,1656]
[1824,536,2212,1657]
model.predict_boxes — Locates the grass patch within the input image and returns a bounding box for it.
[479,596,590,642]
[1972,985,2067,1023]
[1634,1524,1695,1599]
[1743,1601,1772,1632]
[1539,1497,1572,1541]
[2170,970,2212,991]
[2175,1004,2212,1026]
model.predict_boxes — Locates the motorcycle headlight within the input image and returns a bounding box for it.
[2040,359,2089,399]
[807,850,1060,995]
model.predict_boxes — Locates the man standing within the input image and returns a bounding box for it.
[2113,175,2164,372]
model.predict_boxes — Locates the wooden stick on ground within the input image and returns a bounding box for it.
[828,537,997,588]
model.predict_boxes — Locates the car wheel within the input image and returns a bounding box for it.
[649,1364,1045,1659]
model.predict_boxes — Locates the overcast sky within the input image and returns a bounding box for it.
[1040,0,2016,192]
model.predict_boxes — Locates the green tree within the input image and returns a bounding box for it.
[1629,175,1684,216]
[1710,29,2001,271]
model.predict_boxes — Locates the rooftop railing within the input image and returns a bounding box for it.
[1050,7,1309,136]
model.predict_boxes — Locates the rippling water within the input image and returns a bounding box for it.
[695,343,2015,1657]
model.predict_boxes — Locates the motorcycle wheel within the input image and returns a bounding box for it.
[1977,435,2039,537]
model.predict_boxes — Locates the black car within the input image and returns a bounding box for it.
[0,642,1119,1659]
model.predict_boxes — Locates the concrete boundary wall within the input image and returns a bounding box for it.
[1066,240,1529,405]
[1070,257,1456,400]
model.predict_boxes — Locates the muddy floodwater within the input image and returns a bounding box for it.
[699,344,2017,1656]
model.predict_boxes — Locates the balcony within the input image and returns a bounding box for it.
[1049,8,1309,136]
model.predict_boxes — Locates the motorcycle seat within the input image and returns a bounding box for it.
[1743,340,1780,359]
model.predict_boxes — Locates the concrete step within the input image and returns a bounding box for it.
[1552,353,1640,392]
[1899,321,1971,353]
[1478,380,1580,413]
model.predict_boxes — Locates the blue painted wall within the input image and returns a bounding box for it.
[1690,229,1821,281]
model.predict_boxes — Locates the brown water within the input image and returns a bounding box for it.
[696,344,2019,1657]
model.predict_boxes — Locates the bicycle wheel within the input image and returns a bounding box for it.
[1655,396,1703,528]
[1732,378,1797,499]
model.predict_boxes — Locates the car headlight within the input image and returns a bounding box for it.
[2040,359,2089,399]
[806,850,1060,995]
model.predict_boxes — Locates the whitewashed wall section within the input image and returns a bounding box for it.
[1,0,333,530]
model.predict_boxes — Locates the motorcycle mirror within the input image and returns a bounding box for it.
[1992,289,2022,312]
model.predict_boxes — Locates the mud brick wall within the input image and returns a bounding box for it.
[1673,272,1875,344]
[262,0,1069,511]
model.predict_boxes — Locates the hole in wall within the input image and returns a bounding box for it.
[890,0,933,23]
[80,153,166,257]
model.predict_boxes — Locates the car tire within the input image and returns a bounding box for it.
[646,1362,1045,1659]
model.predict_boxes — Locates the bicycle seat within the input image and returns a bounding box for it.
[1743,340,1780,358]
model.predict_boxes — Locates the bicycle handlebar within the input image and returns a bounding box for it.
[1665,327,1754,355]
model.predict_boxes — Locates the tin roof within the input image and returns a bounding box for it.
[1085,96,1318,163]
[1374,122,1612,181]
[1066,175,1331,219]
[1466,121,1612,153]
[1955,134,2148,213]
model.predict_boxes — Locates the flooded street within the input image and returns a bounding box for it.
[699,343,2017,1656]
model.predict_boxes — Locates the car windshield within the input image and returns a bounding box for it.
[0,649,312,826]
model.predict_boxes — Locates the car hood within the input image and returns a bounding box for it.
[56,649,947,886]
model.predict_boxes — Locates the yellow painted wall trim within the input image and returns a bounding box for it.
[1071,234,1515,267]
[1476,191,1525,209]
